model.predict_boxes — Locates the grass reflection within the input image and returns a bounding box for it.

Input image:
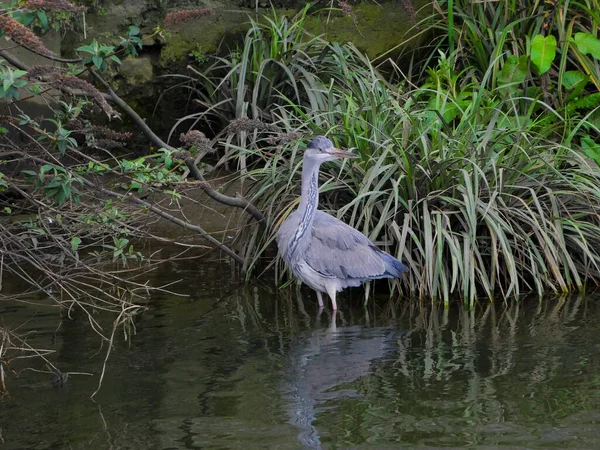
[229,290,600,447]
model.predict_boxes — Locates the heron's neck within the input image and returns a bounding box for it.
[298,158,320,221]
[289,158,320,255]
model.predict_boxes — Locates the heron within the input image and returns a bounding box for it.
[276,136,408,310]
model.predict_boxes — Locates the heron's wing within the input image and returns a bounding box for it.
[304,211,405,280]
[276,211,301,262]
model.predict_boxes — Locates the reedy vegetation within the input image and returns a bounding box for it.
[175,3,600,305]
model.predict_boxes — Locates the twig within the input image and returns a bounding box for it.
[79,177,245,266]
[0,50,28,70]
[89,69,267,229]
[183,157,267,231]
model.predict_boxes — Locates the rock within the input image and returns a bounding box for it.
[117,55,155,93]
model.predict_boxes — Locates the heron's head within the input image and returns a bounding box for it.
[305,136,359,163]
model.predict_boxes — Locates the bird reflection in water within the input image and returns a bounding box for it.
[281,309,400,449]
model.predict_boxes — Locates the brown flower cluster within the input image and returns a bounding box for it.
[225,117,301,145]
[226,117,280,134]
[68,119,132,149]
[0,14,53,57]
[164,9,214,28]
[398,0,416,24]
[180,130,214,153]
[337,0,355,19]
[23,0,86,13]
[60,75,118,119]
[266,131,302,146]
[29,65,119,119]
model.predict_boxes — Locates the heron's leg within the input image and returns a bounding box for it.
[327,288,338,310]
[329,310,337,331]
[316,291,324,308]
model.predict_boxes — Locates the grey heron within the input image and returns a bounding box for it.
[276,136,408,310]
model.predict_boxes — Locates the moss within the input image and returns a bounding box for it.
[119,55,154,85]
[158,2,428,67]
[158,12,244,68]
[303,2,430,60]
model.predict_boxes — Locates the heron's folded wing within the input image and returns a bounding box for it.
[304,211,391,280]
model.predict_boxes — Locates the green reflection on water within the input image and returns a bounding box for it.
[1,264,600,449]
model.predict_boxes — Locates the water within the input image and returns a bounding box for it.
[1,262,600,449]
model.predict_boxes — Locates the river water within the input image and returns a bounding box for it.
[1,260,600,449]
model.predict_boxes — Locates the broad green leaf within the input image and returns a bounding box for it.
[76,44,94,54]
[498,55,528,87]
[3,78,13,92]
[16,12,36,27]
[561,70,588,97]
[128,25,140,36]
[530,34,557,75]
[581,136,600,166]
[36,10,48,29]
[92,55,104,69]
[574,32,600,59]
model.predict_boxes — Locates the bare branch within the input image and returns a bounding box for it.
[89,69,267,229]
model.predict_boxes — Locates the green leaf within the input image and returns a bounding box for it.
[109,55,121,64]
[36,10,48,30]
[581,136,600,166]
[128,25,140,36]
[92,55,104,69]
[3,78,13,92]
[561,70,589,97]
[498,55,528,87]
[570,92,600,109]
[76,43,95,54]
[99,44,114,54]
[574,32,600,60]
[530,34,557,75]
[130,181,143,192]
[19,12,36,27]
[71,236,82,252]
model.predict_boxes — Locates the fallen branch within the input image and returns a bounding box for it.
[79,177,246,266]
[89,69,267,229]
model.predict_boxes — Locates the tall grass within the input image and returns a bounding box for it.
[177,7,600,305]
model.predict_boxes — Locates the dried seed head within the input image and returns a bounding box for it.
[28,66,119,120]
[266,131,302,146]
[28,64,62,81]
[0,14,54,57]
[398,0,416,24]
[337,0,355,18]
[227,117,280,135]
[62,75,120,119]
[180,130,214,153]
[23,0,86,13]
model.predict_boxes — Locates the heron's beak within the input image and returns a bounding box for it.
[328,147,359,159]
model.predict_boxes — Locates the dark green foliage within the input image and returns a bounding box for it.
[184,8,600,304]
